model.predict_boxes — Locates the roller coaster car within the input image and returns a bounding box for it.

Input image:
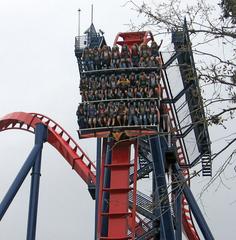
[76,31,164,141]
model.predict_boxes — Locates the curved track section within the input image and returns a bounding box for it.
[0,112,96,185]
[0,112,200,240]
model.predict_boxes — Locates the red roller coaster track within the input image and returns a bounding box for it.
[0,112,95,185]
[0,112,199,239]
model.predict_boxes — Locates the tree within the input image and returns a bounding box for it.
[221,0,236,22]
[126,0,236,189]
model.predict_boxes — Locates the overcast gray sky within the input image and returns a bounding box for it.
[0,0,235,239]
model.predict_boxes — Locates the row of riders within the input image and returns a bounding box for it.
[76,100,160,129]
[81,41,162,71]
[80,72,162,101]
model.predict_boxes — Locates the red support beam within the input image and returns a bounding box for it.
[98,140,137,240]
[107,141,131,238]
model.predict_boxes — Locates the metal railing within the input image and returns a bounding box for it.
[75,36,88,50]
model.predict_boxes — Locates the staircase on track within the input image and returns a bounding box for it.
[128,191,161,239]
[130,138,153,184]
[201,153,212,177]
[129,190,155,220]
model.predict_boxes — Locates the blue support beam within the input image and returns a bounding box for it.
[152,173,163,240]
[149,136,176,240]
[94,138,102,240]
[173,163,214,240]
[101,138,112,237]
[172,173,182,240]
[0,146,41,220]
[27,123,47,240]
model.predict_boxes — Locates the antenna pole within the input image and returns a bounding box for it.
[78,8,81,48]
[78,9,81,37]
[91,4,93,24]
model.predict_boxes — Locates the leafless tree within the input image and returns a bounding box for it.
[126,0,236,186]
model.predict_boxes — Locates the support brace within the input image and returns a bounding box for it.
[0,146,41,220]
[173,163,214,240]
[94,138,102,240]
[149,136,176,240]
[27,123,47,240]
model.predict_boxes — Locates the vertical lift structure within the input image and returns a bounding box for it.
[0,19,214,240]
[74,20,214,240]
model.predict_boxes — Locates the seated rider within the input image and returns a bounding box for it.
[88,75,97,91]
[149,72,158,89]
[129,72,138,91]
[97,102,107,127]
[138,101,148,125]
[128,102,138,125]
[97,89,105,101]
[100,75,109,91]
[82,90,88,102]
[93,47,101,70]
[100,45,111,69]
[87,103,97,128]
[117,73,130,92]
[110,74,117,90]
[138,72,149,93]
[88,90,95,101]
[149,101,160,125]
[120,44,131,68]
[88,48,95,70]
[111,45,121,68]
[82,47,91,71]
[139,43,150,67]
[149,40,163,67]
[107,101,118,126]
[153,84,162,100]
[114,88,123,99]
[117,101,128,126]
[106,89,114,100]
[131,43,140,67]
[127,88,134,98]
[76,103,87,129]
[79,75,88,93]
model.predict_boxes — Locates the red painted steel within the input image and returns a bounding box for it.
[97,141,137,239]
[106,141,133,239]
[128,215,146,238]
[130,141,138,238]
[113,31,154,49]
[0,112,96,185]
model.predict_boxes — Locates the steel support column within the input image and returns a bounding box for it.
[172,168,182,240]
[149,136,176,240]
[26,123,47,240]
[94,138,102,240]
[0,145,41,220]
[173,163,214,240]
[152,173,162,240]
[101,138,112,237]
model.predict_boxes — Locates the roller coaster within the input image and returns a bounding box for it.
[0,20,214,240]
